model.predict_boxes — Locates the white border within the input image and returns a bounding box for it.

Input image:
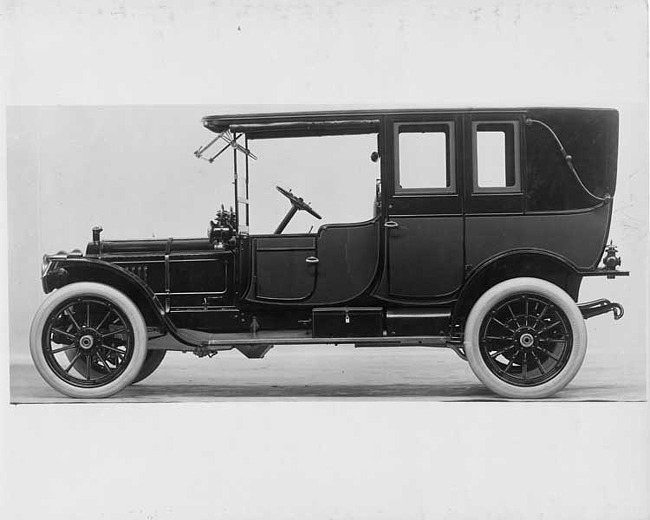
[1,1,648,519]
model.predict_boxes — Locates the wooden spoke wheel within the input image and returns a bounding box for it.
[30,283,148,398]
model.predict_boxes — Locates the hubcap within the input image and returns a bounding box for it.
[519,332,535,348]
[79,334,95,350]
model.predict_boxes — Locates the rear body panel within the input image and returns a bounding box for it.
[465,204,612,271]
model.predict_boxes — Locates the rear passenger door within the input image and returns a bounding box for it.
[463,113,527,270]
[385,115,465,299]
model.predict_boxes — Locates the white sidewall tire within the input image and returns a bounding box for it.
[464,278,587,399]
[30,282,148,398]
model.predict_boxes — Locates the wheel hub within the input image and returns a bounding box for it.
[519,332,535,349]
[76,327,102,351]
[78,334,95,350]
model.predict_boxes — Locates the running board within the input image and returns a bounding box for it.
[151,328,450,352]
[579,299,624,320]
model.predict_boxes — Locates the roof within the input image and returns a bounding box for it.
[201,107,617,139]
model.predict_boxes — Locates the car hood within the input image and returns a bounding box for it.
[86,238,215,257]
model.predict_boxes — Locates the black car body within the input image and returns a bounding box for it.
[31,107,628,398]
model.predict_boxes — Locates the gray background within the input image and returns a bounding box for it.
[7,100,648,399]
[2,1,649,519]
[7,104,381,362]
[7,103,648,396]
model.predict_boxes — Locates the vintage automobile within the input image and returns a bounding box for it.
[30,107,628,399]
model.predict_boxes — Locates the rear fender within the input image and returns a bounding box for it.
[452,250,583,328]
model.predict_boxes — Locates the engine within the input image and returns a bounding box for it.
[208,205,237,249]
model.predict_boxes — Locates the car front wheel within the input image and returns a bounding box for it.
[131,349,166,384]
[464,278,587,399]
[30,282,148,398]
[64,347,167,385]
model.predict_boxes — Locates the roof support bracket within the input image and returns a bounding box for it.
[194,129,258,163]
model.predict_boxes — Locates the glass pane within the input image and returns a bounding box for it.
[476,131,507,188]
[399,131,449,189]
[249,135,378,234]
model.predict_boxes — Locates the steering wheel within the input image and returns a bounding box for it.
[276,186,322,220]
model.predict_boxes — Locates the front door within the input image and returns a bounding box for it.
[385,115,465,299]
[252,235,317,302]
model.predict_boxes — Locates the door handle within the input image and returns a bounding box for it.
[384,221,400,229]
[306,256,320,264]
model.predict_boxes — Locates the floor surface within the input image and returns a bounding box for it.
[10,338,647,403]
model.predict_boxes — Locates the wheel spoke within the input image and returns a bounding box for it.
[102,327,127,338]
[64,351,83,373]
[503,351,520,373]
[535,304,549,326]
[51,328,76,340]
[96,350,113,373]
[538,320,561,335]
[490,344,516,359]
[101,344,126,356]
[506,305,520,328]
[531,350,546,375]
[492,318,515,333]
[50,344,78,355]
[64,308,82,331]
[85,354,91,380]
[86,302,91,328]
[535,345,561,362]
[522,352,528,380]
[540,338,567,345]
[95,310,113,331]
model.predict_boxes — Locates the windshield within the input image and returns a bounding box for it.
[242,134,380,234]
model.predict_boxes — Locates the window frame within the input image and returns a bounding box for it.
[471,120,522,194]
[394,121,457,196]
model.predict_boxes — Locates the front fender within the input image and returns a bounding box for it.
[43,257,167,329]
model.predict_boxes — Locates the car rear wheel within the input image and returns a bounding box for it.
[464,278,587,399]
[30,282,148,398]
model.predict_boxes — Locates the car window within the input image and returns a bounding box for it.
[472,121,521,193]
[395,122,455,194]
[247,134,379,234]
